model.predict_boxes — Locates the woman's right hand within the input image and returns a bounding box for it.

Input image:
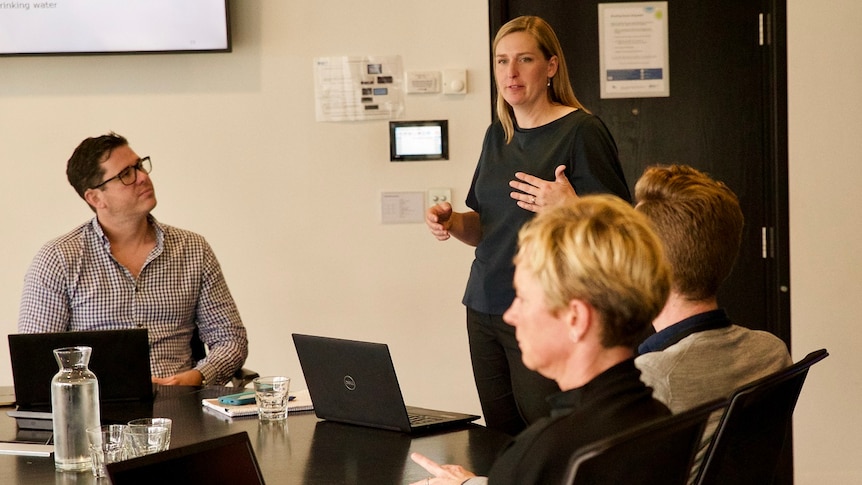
[426,202,454,241]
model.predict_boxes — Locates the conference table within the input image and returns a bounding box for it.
[0,385,511,484]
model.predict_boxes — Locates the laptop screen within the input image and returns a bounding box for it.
[8,329,153,408]
[107,431,265,484]
[292,333,478,433]
[293,333,412,431]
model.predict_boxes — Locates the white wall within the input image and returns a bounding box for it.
[0,1,858,482]
[787,1,862,483]
[0,1,489,418]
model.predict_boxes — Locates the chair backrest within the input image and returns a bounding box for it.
[694,348,829,485]
[191,326,207,361]
[190,327,259,388]
[563,398,727,485]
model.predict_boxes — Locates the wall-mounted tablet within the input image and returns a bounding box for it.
[389,120,449,162]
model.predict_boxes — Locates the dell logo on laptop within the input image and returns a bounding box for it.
[343,375,356,391]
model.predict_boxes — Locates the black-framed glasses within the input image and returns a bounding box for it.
[91,156,152,189]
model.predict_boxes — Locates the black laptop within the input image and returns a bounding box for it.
[107,431,265,485]
[292,333,479,433]
[7,329,154,424]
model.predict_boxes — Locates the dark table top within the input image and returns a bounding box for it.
[0,385,510,484]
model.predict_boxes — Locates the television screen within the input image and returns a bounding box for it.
[0,0,231,56]
[389,120,449,162]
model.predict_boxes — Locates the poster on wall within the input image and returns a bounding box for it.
[314,55,405,121]
[598,2,669,99]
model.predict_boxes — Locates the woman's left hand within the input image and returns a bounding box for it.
[510,165,578,212]
[409,452,477,485]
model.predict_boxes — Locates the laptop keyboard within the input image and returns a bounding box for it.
[408,413,444,427]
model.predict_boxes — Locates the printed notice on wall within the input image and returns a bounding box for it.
[314,56,405,121]
[599,2,669,99]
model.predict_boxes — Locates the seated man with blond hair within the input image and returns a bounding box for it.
[633,165,792,473]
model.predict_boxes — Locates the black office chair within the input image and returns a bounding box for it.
[191,327,259,388]
[694,348,829,485]
[563,398,727,485]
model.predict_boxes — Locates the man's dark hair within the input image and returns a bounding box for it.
[66,132,128,200]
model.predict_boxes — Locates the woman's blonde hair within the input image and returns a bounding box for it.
[493,16,588,143]
[515,195,670,348]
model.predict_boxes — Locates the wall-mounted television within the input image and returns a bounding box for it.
[389,120,449,162]
[0,0,231,56]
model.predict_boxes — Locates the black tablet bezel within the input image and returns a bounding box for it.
[389,120,449,162]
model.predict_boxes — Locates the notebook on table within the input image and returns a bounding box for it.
[201,389,314,418]
[292,333,479,433]
[107,431,265,485]
[7,329,154,426]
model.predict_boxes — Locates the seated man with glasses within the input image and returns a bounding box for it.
[18,132,248,387]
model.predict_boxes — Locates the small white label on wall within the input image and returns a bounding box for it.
[381,192,424,224]
[405,71,442,93]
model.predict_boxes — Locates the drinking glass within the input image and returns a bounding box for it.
[86,424,127,478]
[253,376,291,422]
[128,417,172,449]
[123,424,169,458]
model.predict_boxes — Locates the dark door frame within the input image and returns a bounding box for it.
[764,1,791,349]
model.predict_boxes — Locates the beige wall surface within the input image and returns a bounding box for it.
[0,0,489,431]
[787,1,862,483]
[0,1,858,482]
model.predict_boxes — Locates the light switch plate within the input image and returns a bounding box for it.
[428,188,452,208]
[442,69,467,94]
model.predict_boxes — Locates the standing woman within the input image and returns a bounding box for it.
[425,16,631,435]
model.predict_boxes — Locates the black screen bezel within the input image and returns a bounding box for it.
[389,120,449,162]
[0,0,231,57]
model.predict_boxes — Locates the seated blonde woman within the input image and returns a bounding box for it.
[411,195,672,485]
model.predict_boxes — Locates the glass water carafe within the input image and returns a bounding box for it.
[51,346,101,472]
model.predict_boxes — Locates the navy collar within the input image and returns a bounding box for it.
[637,309,731,355]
